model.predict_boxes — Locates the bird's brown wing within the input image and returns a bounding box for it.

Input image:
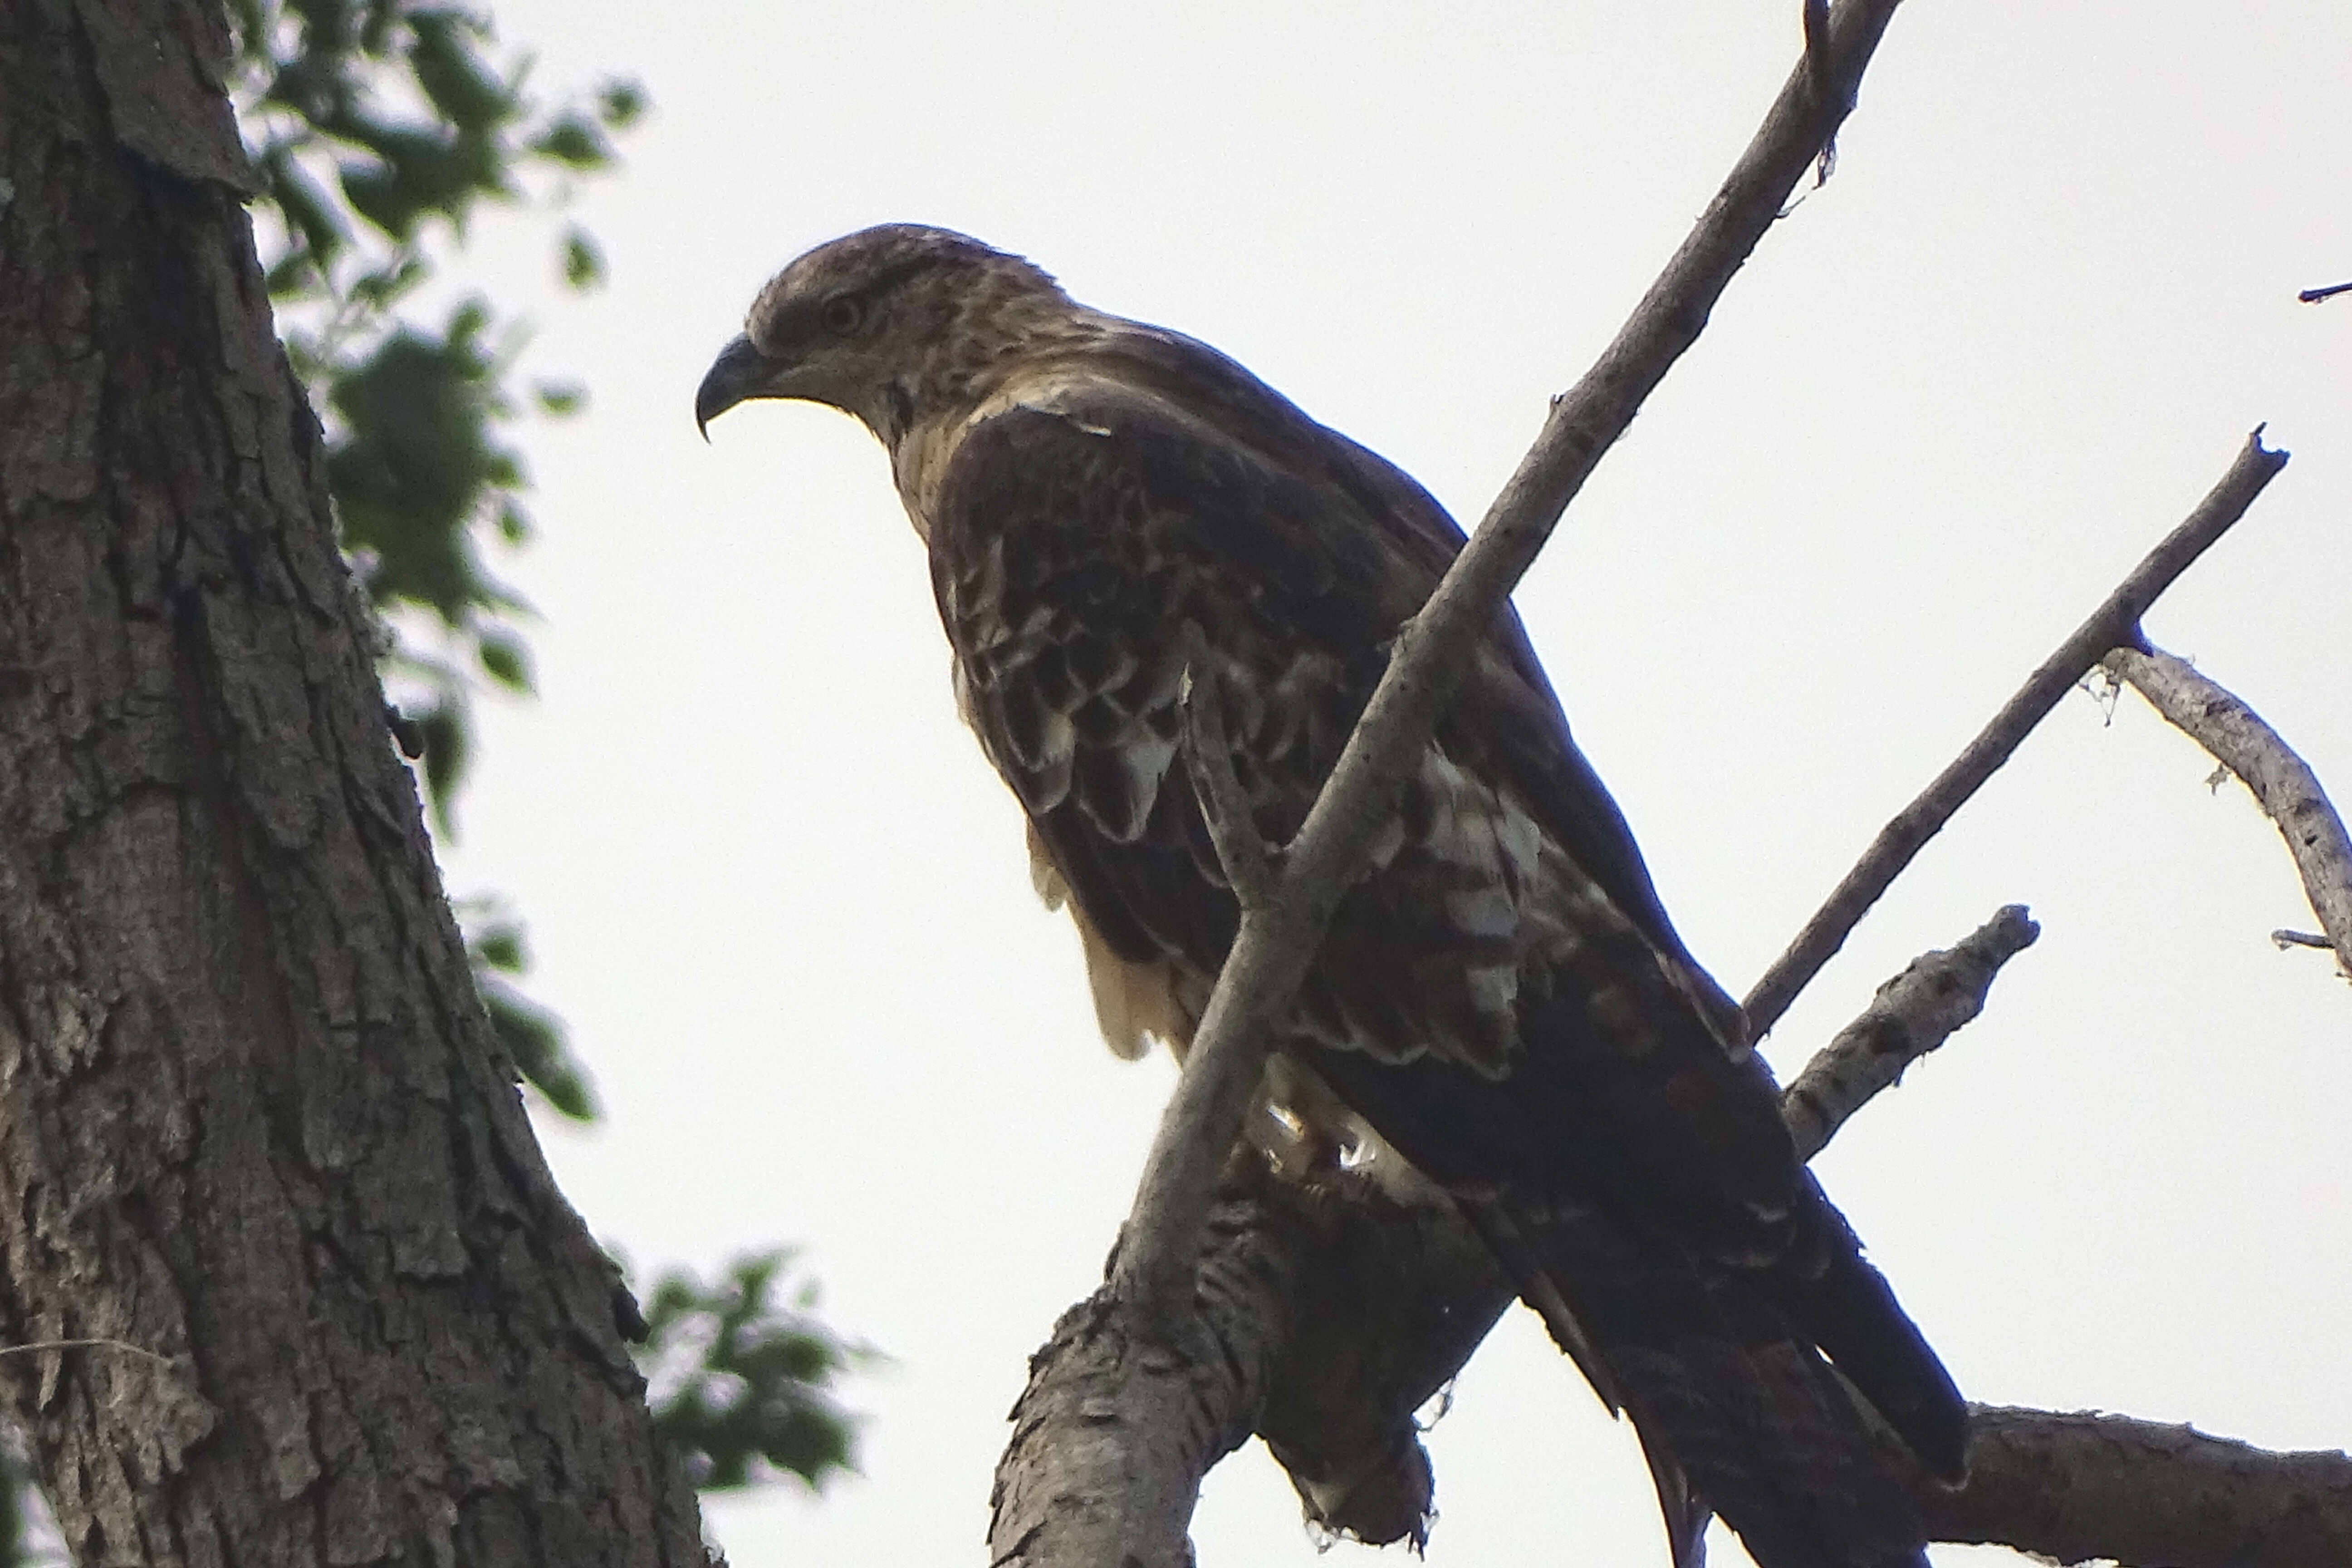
[1071,325,1735,1027]
[925,364,1959,1568]
[928,365,1780,1229]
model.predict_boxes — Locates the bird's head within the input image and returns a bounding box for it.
[695,224,1074,447]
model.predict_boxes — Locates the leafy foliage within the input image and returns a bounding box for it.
[465,903,597,1120]
[235,0,869,1515]
[637,1253,871,1492]
[226,0,636,1114]
[229,0,641,835]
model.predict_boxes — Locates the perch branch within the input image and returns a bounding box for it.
[1925,1406,2352,1568]
[991,1171,1297,1568]
[2298,279,2352,304]
[2104,644,2352,983]
[1110,0,1909,1325]
[992,1155,1512,1566]
[1742,430,2288,1036]
[1003,923,2352,1567]
[1781,904,2039,1160]
[1002,1161,2352,1568]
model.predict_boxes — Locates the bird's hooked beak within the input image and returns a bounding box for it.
[695,334,776,441]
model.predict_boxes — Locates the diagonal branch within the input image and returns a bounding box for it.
[2103,644,2352,984]
[1741,430,2289,1038]
[1781,904,2039,1160]
[1110,0,1910,1325]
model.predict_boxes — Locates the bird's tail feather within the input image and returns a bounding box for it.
[1470,1193,1935,1568]
[1769,1181,1970,1484]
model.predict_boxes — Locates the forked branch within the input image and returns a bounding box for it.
[1742,431,2289,1037]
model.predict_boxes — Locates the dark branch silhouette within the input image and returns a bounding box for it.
[1741,430,2289,1037]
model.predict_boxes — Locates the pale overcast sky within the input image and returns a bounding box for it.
[424,4,2351,1564]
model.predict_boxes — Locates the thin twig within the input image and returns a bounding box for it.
[2105,643,2352,982]
[2298,279,2352,304]
[1177,636,1277,911]
[1109,0,1910,1324]
[1742,430,2289,1038]
[1781,905,2038,1160]
[1802,0,1841,181]
[0,1337,179,1371]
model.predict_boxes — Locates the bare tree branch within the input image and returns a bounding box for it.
[2104,644,2352,983]
[991,1155,1511,1566]
[991,1172,1293,1568]
[1781,904,2039,1160]
[1742,430,2289,1037]
[1923,1406,2352,1568]
[1110,0,1909,1326]
[1000,1160,2352,1568]
[2298,279,2352,304]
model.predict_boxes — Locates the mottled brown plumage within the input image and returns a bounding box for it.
[699,224,1965,1568]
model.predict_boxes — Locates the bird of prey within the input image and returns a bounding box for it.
[698,224,1966,1568]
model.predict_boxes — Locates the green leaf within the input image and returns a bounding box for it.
[482,979,597,1120]
[327,323,504,622]
[448,296,490,343]
[596,78,646,128]
[529,113,610,169]
[337,120,508,239]
[261,145,351,278]
[532,379,586,416]
[358,0,400,56]
[403,701,468,831]
[470,919,527,972]
[405,10,519,134]
[560,228,603,291]
[264,251,324,299]
[636,1253,871,1491]
[476,627,533,692]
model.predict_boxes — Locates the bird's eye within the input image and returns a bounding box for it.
[820,294,866,334]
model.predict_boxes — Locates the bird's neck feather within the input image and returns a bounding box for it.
[881,308,1127,540]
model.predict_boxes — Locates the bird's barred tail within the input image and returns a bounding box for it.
[1466,1192,1954,1568]
[1769,1176,1970,1482]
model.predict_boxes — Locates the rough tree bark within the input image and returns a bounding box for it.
[0,1,710,1562]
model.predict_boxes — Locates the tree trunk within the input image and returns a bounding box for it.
[0,2,710,1562]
